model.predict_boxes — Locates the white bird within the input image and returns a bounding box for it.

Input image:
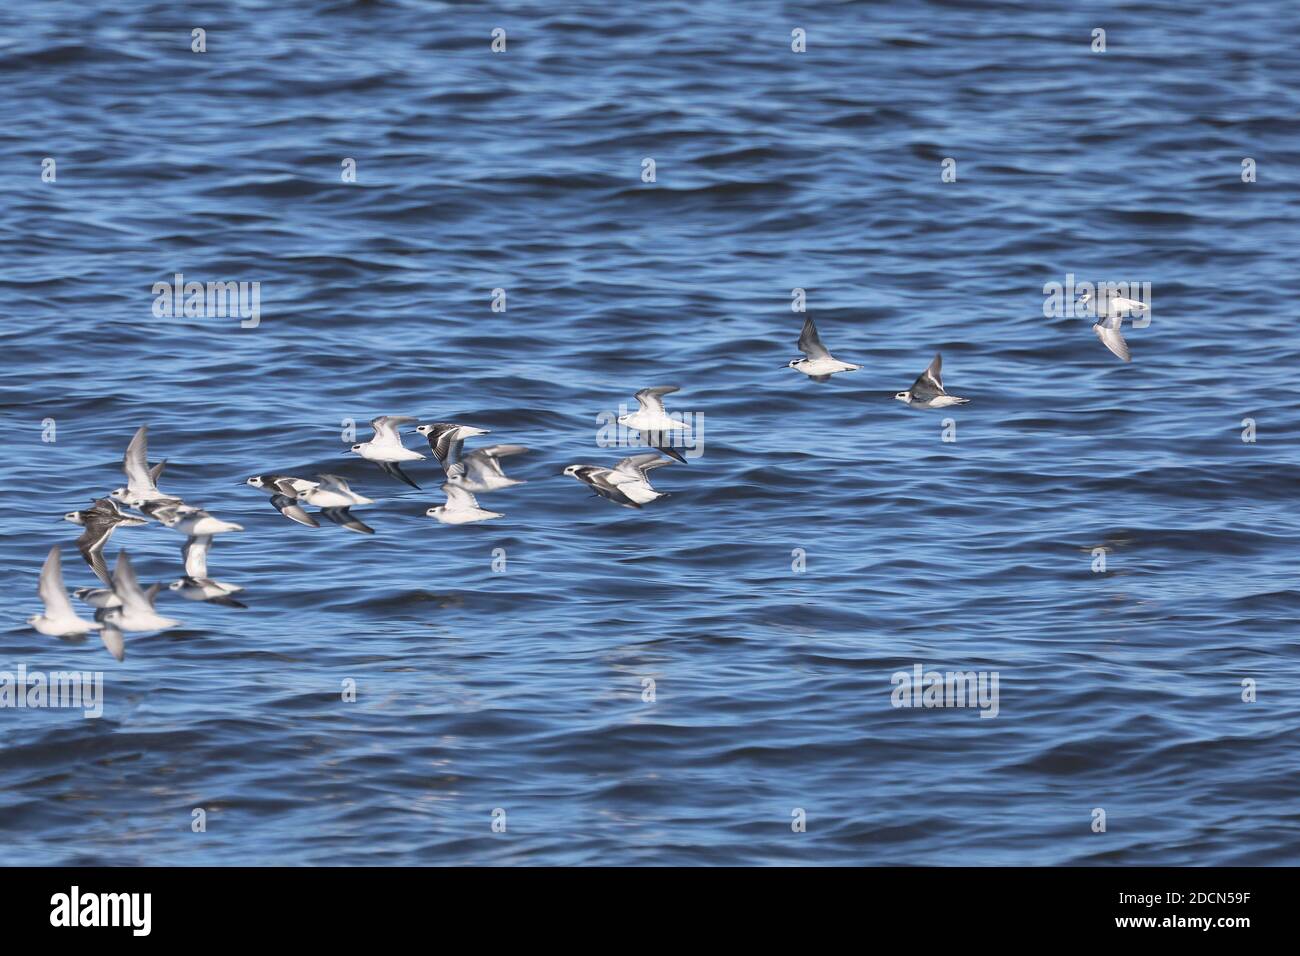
[1078,288,1149,320]
[110,425,180,506]
[299,474,374,509]
[563,464,645,510]
[351,416,425,489]
[618,386,689,434]
[894,354,970,408]
[142,500,243,535]
[244,474,321,527]
[108,550,181,631]
[604,453,674,505]
[617,387,690,463]
[169,535,246,606]
[449,445,529,492]
[415,422,491,476]
[29,546,102,637]
[425,480,503,524]
[787,316,861,381]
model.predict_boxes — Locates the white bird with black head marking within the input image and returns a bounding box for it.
[244,474,321,527]
[65,497,148,585]
[1078,288,1149,322]
[169,535,246,607]
[351,415,425,489]
[617,387,691,463]
[787,316,861,381]
[425,480,503,525]
[142,500,243,536]
[110,425,180,507]
[563,463,645,510]
[894,354,969,409]
[29,546,102,637]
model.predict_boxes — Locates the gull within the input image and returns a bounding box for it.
[563,463,645,509]
[142,500,244,535]
[245,474,321,527]
[894,354,969,408]
[425,480,503,525]
[110,425,180,506]
[604,452,674,505]
[351,415,425,489]
[169,535,246,607]
[617,387,690,464]
[450,445,529,492]
[415,422,491,476]
[66,497,148,585]
[29,546,101,637]
[787,316,861,381]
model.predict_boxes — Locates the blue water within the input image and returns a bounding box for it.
[2,0,1299,866]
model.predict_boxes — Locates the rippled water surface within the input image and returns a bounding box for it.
[2,0,1299,865]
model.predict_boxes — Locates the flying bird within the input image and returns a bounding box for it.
[894,354,969,409]
[563,463,645,509]
[450,444,529,492]
[142,500,244,535]
[245,474,321,527]
[351,415,425,489]
[65,497,148,585]
[617,387,690,464]
[28,546,101,637]
[425,480,503,525]
[787,316,861,381]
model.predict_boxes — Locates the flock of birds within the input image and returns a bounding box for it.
[28,298,1145,662]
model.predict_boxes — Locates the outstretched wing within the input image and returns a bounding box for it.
[442,481,481,510]
[461,444,528,481]
[909,354,946,402]
[633,386,680,416]
[797,316,831,360]
[1095,319,1131,363]
[122,425,155,494]
[370,416,417,444]
[182,534,212,578]
[270,493,320,527]
[75,513,117,586]
[38,546,77,617]
[612,452,671,482]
